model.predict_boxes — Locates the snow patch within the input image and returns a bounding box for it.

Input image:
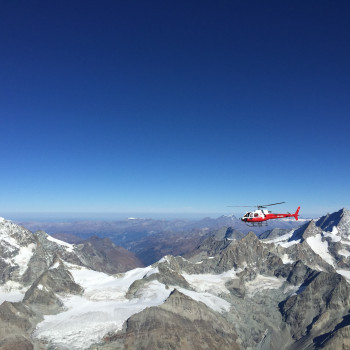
[338,249,350,258]
[263,231,294,244]
[47,235,74,252]
[263,230,301,248]
[182,268,240,296]
[144,266,159,278]
[281,254,294,264]
[68,265,155,301]
[158,256,170,264]
[13,243,36,275]
[306,234,335,267]
[245,275,285,297]
[323,229,341,242]
[337,270,350,282]
[49,262,60,269]
[279,240,301,248]
[177,287,231,313]
[0,233,20,250]
[0,281,25,304]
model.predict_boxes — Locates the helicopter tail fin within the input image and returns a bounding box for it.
[294,206,300,221]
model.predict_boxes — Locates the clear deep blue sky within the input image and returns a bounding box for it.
[1,0,349,219]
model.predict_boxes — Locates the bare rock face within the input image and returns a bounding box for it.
[259,228,290,239]
[23,260,83,313]
[76,236,144,274]
[187,227,244,262]
[216,232,280,274]
[0,336,33,350]
[281,241,335,273]
[0,301,38,350]
[280,271,350,341]
[289,220,323,242]
[98,289,241,350]
[313,315,350,350]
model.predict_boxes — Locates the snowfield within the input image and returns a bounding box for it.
[245,275,286,297]
[13,243,36,275]
[0,281,26,304]
[34,264,236,348]
[46,234,74,252]
[177,287,231,313]
[182,268,241,295]
[306,234,335,267]
[34,265,171,349]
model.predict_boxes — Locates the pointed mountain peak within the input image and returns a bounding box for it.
[0,217,35,247]
[241,231,259,243]
[289,220,322,242]
[166,288,188,300]
[316,208,350,236]
[302,220,322,239]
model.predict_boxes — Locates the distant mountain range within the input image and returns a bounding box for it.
[1,208,350,349]
[18,214,306,265]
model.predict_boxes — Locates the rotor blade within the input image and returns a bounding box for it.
[259,202,286,207]
[226,205,256,208]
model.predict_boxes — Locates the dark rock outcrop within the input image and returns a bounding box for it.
[23,260,83,312]
[280,271,350,341]
[77,236,144,274]
[0,301,38,350]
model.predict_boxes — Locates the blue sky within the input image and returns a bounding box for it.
[1,1,349,219]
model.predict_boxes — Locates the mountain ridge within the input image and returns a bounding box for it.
[1,208,350,349]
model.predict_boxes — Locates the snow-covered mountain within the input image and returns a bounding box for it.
[1,209,350,349]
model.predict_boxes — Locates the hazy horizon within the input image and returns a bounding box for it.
[1,209,325,223]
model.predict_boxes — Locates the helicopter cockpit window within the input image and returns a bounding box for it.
[244,212,251,217]
[249,213,254,218]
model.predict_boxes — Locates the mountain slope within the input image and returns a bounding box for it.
[98,289,240,350]
[1,209,350,350]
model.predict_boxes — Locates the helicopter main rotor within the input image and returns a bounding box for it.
[227,202,286,210]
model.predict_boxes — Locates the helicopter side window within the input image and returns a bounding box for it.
[254,213,259,217]
[249,213,254,218]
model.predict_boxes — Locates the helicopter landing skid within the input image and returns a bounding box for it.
[245,222,268,227]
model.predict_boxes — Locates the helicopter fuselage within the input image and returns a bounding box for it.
[241,207,300,223]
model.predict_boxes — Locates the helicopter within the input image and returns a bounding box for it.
[228,202,300,226]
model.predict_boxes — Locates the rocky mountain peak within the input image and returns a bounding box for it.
[0,217,35,246]
[242,231,259,242]
[217,231,274,271]
[316,207,350,236]
[289,220,322,242]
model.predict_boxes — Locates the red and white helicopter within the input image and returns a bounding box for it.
[228,202,300,226]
